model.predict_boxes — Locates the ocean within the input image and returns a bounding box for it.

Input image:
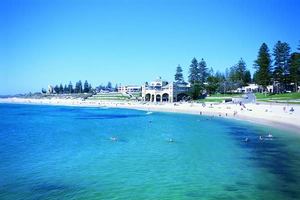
[0,103,300,200]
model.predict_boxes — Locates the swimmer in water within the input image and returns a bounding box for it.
[244,137,249,142]
[168,138,174,143]
[267,133,273,138]
[110,137,117,141]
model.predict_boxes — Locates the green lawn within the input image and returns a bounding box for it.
[196,93,242,103]
[87,92,141,101]
[255,92,300,100]
[255,92,300,104]
[207,93,242,98]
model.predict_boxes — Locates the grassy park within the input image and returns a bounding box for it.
[196,93,243,103]
[255,92,300,104]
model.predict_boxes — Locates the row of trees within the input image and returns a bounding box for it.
[95,82,118,92]
[43,80,93,94]
[174,57,252,98]
[254,41,300,93]
[174,41,300,99]
[42,81,119,94]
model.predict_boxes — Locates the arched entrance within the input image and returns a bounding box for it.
[162,93,169,102]
[145,93,151,101]
[151,94,155,102]
[156,94,161,102]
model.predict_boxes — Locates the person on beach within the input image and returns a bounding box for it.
[233,111,237,116]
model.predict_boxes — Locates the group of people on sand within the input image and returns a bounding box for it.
[283,106,295,113]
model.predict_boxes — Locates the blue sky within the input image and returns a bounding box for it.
[1,0,300,95]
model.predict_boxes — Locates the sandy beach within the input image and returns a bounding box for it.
[1,97,299,133]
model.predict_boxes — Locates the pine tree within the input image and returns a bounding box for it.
[78,80,82,93]
[273,41,291,92]
[206,71,219,94]
[75,80,83,93]
[174,64,184,83]
[188,58,199,84]
[63,84,68,93]
[254,43,272,91]
[54,85,59,94]
[244,70,251,85]
[59,84,64,94]
[83,80,89,93]
[68,81,73,93]
[89,84,93,93]
[198,58,208,85]
[289,52,300,92]
[107,82,112,90]
[236,58,247,85]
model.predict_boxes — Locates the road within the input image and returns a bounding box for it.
[232,92,256,104]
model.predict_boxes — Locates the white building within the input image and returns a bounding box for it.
[235,84,274,93]
[118,85,141,94]
[142,77,190,102]
[238,84,259,93]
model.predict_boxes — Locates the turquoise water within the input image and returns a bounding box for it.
[0,104,300,200]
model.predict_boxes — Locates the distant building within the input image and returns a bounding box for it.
[118,85,141,94]
[235,84,275,93]
[266,85,274,93]
[236,84,259,93]
[142,77,190,102]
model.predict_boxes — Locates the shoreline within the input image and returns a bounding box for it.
[1,97,300,134]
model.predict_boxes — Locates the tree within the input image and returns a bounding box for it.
[206,72,219,94]
[273,41,291,92]
[68,81,73,93]
[228,58,248,87]
[188,58,199,84]
[107,82,112,90]
[59,84,64,94]
[114,84,119,92]
[236,58,247,85]
[89,84,93,93]
[83,80,89,93]
[174,64,184,83]
[198,58,208,85]
[244,70,251,85]
[54,85,60,94]
[75,80,83,93]
[189,83,201,99]
[41,88,47,94]
[63,84,68,93]
[289,52,300,92]
[254,43,272,91]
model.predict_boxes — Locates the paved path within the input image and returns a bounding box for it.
[232,93,256,104]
